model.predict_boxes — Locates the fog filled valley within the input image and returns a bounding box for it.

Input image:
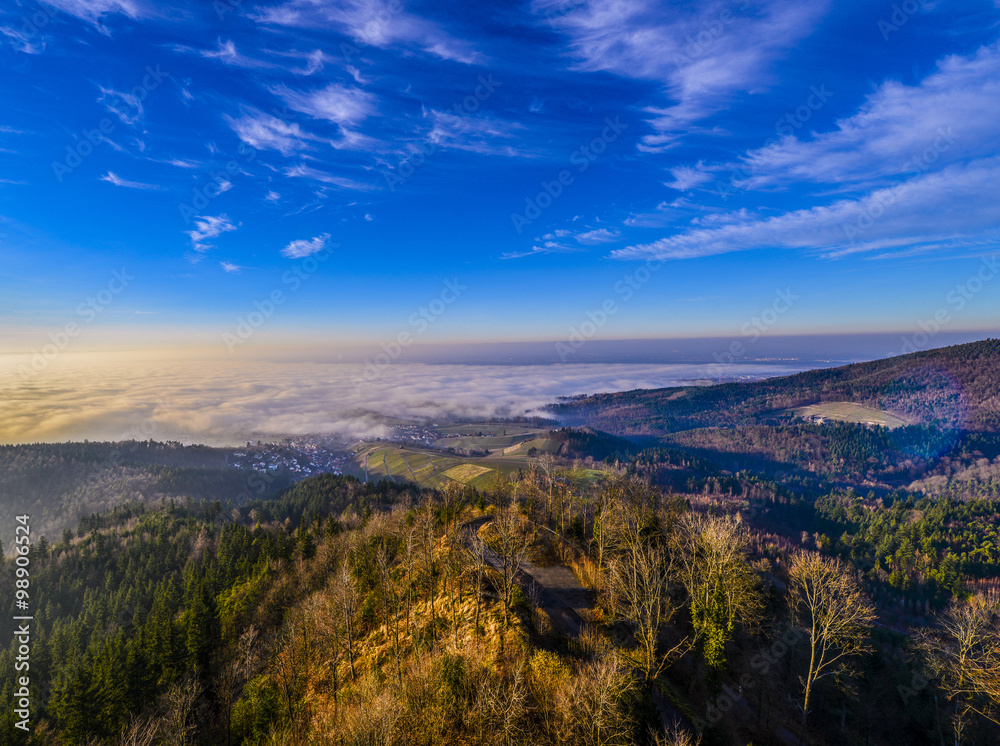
[2,341,1000,745]
[7,0,1000,741]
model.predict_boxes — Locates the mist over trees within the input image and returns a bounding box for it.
[4,341,1000,744]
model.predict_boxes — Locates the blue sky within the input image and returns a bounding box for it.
[1,0,1000,358]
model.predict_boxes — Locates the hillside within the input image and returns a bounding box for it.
[3,466,998,746]
[553,339,1000,435]
[0,441,293,555]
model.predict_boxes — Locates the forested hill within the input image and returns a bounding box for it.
[553,339,1000,435]
[0,441,292,557]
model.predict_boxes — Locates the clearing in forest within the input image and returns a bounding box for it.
[792,402,909,429]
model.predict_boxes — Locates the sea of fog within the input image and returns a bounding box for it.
[0,357,823,446]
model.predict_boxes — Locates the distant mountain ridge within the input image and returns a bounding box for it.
[553,339,1000,435]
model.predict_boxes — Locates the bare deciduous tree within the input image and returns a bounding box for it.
[214,624,262,746]
[528,454,557,525]
[441,480,465,535]
[468,531,490,645]
[652,721,703,746]
[477,665,528,746]
[162,674,203,746]
[606,540,686,680]
[594,474,662,574]
[274,608,313,741]
[487,500,530,643]
[918,594,1000,744]
[787,551,876,726]
[555,657,636,746]
[330,563,359,681]
[377,544,405,688]
[404,520,419,641]
[415,500,440,630]
[118,713,166,746]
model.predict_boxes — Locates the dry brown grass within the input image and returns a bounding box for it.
[570,554,603,592]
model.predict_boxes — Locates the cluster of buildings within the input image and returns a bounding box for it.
[366,423,439,446]
[227,436,352,478]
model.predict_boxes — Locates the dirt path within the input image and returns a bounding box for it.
[459,516,694,737]
[399,452,419,482]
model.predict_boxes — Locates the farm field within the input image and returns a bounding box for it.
[353,430,582,489]
[791,401,910,429]
[353,441,526,488]
[430,423,549,452]
[442,463,493,483]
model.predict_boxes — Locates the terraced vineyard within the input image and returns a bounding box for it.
[354,433,570,488]
[353,442,515,488]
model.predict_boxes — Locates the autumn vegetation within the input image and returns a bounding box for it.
[3,340,1000,744]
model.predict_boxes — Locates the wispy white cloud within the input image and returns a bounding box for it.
[502,241,583,259]
[272,83,377,126]
[574,227,620,244]
[534,0,829,150]
[43,0,143,31]
[100,171,163,190]
[186,214,238,253]
[665,163,712,191]
[199,39,276,69]
[98,85,145,126]
[426,110,528,156]
[165,158,201,169]
[220,261,243,273]
[295,48,328,75]
[283,163,375,191]
[736,40,1000,189]
[252,0,484,64]
[0,25,44,54]
[224,107,318,155]
[281,232,330,259]
[270,48,332,76]
[507,225,623,259]
[614,158,1000,262]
